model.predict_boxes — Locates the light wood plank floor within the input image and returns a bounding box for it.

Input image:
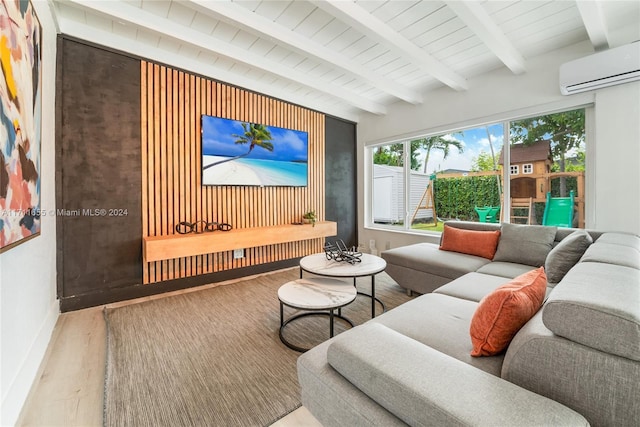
[17,271,322,427]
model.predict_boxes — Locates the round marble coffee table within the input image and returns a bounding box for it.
[278,277,356,352]
[299,253,387,318]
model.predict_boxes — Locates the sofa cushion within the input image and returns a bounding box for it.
[442,220,501,233]
[326,323,589,427]
[580,241,640,269]
[503,311,640,427]
[476,262,536,279]
[545,229,593,283]
[543,262,640,361]
[470,267,547,357]
[297,339,406,427]
[381,243,490,279]
[439,225,501,260]
[434,273,512,303]
[553,228,602,245]
[594,232,640,250]
[373,293,504,376]
[493,223,557,267]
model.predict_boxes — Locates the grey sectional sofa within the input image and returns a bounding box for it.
[297,221,640,426]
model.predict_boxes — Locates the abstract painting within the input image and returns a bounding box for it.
[0,0,42,253]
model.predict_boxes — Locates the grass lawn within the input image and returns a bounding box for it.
[411,222,446,232]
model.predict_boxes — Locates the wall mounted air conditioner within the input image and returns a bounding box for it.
[559,41,640,95]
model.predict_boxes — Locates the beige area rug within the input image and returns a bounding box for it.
[103,268,412,427]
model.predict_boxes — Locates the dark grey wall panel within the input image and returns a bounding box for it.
[56,38,143,302]
[325,116,357,247]
[55,38,359,311]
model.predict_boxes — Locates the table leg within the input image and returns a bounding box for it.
[280,301,284,327]
[330,309,334,337]
[299,267,303,279]
[371,275,376,318]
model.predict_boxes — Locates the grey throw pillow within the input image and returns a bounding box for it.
[493,223,557,267]
[545,230,593,283]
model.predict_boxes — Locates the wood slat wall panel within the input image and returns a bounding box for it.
[141,62,326,284]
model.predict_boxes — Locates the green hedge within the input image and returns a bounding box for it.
[434,176,501,221]
[550,176,578,197]
[433,175,579,222]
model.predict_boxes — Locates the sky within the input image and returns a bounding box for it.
[420,123,504,174]
[201,115,308,162]
[420,120,585,174]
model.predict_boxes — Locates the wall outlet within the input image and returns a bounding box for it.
[369,239,376,249]
[233,248,244,259]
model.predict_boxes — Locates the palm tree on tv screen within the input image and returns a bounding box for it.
[203,122,274,170]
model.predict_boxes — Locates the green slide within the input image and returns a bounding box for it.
[542,191,574,228]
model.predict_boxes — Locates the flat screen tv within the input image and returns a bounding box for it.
[201,115,308,187]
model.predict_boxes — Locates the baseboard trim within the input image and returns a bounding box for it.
[2,298,59,427]
[60,259,300,312]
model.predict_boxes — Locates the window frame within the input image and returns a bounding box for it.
[365,104,593,234]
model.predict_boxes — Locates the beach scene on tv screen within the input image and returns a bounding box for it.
[201,115,308,186]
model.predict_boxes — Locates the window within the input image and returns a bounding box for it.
[509,108,586,228]
[368,108,586,232]
[372,143,405,230]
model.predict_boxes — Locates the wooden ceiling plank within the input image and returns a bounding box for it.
[401,7,458,43]
[366,0,422,25]
[252,0,291,21]
[274,0,318,31]
[167,2,197,27]
[311,18,350,45]
[140,0,171,18]
[386,1,441,32]
[413,20,471,54]
[294,8,334,38]
[500,2,578,35]
[157,37,182,54]
[311,0,468,91]
[66,0,386,115]
[247,38,277,58]
[60,17,360,121]
[83,9,113,32]
[506,8,584,44]
[445,1,526,74]
[186,0,420,103]
[210,20,240,43]
[229,30,260,51]
[189,11,218,36]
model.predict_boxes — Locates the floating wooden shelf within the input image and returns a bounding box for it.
[143,221,337,262]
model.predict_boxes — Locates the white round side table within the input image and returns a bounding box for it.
[299,252,387,318]
[278,277,356,352]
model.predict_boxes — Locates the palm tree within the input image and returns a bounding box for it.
[203,122,274,170]
[415,135,464,174]
[484,126,502,197]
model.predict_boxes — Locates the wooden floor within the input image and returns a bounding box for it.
[16,270,322,427]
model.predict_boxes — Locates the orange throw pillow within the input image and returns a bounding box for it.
[470,267,547,357]
[439,225,501,260]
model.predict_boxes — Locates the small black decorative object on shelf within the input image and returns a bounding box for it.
[175,221,232,234]
[324,239,363,265]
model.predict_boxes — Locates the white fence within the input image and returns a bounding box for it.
[373,165,433,223]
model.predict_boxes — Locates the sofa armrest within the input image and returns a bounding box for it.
[327,323,588,427]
